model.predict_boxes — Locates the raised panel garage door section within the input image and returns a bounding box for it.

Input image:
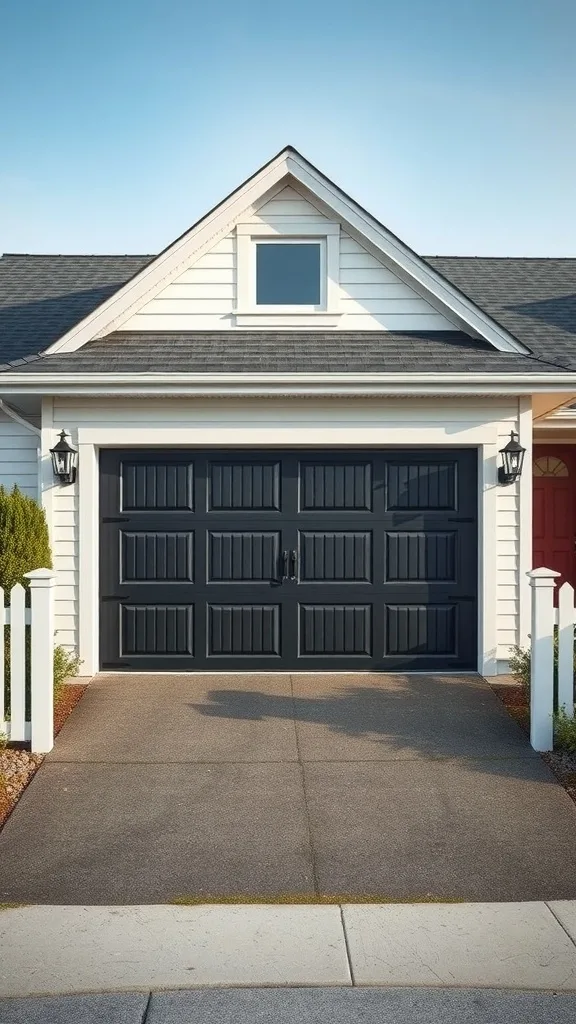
[100,449,477,671]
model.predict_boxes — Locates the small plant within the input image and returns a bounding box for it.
[554,708,576,754]
[53,645,81,701]
[509,631,576,700]
[509,645,531,694]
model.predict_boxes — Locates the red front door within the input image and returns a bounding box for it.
[533,446,576,589]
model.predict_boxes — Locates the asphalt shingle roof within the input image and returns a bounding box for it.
[0,254,150,364]
[10,330,565,375]
[0,252,575,374]
[425,257,576,372]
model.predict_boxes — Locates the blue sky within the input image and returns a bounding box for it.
[1,0,575,256]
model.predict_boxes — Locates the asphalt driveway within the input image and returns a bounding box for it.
[1,673,576,903]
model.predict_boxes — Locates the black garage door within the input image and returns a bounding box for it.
[100,449,477,671]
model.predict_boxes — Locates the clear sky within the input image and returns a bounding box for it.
[1,0,575,256]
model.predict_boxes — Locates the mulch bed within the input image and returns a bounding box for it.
[491,681,576,806]
[0,683,87,831]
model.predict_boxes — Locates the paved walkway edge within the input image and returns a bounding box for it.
[1,902,576,997]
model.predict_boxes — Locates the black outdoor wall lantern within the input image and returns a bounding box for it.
[498,430,526,485]
[50,430,78,485]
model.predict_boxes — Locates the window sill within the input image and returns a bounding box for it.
[234,311,342,328]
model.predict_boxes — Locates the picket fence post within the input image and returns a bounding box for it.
[527,568,560,751]
[9,583,26,742]
[557,581,575,718]
[24,568,57,753]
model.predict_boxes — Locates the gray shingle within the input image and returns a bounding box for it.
[426,257,576,370]
[0,254,150,363]
[1,253,576,374]
[11,330,564,375]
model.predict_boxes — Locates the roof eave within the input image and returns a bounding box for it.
[1,371,576,398]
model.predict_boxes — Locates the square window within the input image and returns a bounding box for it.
[256,242,321,306]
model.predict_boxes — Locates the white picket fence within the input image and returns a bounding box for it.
[0,569,57,753]
[527,567,575,752]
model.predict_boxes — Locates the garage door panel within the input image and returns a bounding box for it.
[385,604,457,657]
[208,460,281,511]
[385,531,456,583]
[208,531,280,582]
[299,604,372,656]
[120,461,194,511]
[100,448,477,671]
[121,531,194,582]
[300,531,372,582]
[207,604,281,656]
[121,604,194,656]
[299,461,372,511]
[385,462,457,511]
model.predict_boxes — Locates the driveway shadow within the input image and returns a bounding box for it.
[189,676,543,774]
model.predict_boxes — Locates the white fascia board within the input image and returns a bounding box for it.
[2,372,576,397]
[43,147,528,358]
[44,151,294,355]
[285,152,527,355]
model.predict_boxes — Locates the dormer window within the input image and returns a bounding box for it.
[235,221,341,326]
[256,241,322,306]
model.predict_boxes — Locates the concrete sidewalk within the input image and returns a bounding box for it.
[2,902,576,998]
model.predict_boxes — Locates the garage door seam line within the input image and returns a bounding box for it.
[290,673,320,896]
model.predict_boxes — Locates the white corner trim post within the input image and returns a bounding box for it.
[517,397,533,649]
[78,442,99,676]
[527,567,560,751]
[24,568,57,753]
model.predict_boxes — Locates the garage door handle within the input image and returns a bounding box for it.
[281,550,289,580]
[289,549,298,581]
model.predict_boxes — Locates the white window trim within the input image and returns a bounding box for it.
[235,220,341,326]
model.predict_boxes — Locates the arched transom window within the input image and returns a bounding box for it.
[533,456,569,477]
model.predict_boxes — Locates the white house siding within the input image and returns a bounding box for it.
[121,186,457,332]
[0,411,39,498]
[46,396,523,674]
[496,419,521,659]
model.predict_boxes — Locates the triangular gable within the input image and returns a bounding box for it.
[45,147,528,355]
[120,183,458,333]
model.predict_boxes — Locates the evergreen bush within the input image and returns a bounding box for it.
[0,486,78,713]
[0,485,52,594]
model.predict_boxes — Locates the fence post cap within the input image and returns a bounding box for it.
[24,568,57,586]
[527,566,561,585]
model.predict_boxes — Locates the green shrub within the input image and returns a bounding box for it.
[554,708,576,754]
[0,485,52,593]
[0,486,79,711]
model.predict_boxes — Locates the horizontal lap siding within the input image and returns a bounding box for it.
[50,398,521,670]
[0,412,39,497]
[121,186,457,331]
[496,418,521,660]
[52,479,78,650]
